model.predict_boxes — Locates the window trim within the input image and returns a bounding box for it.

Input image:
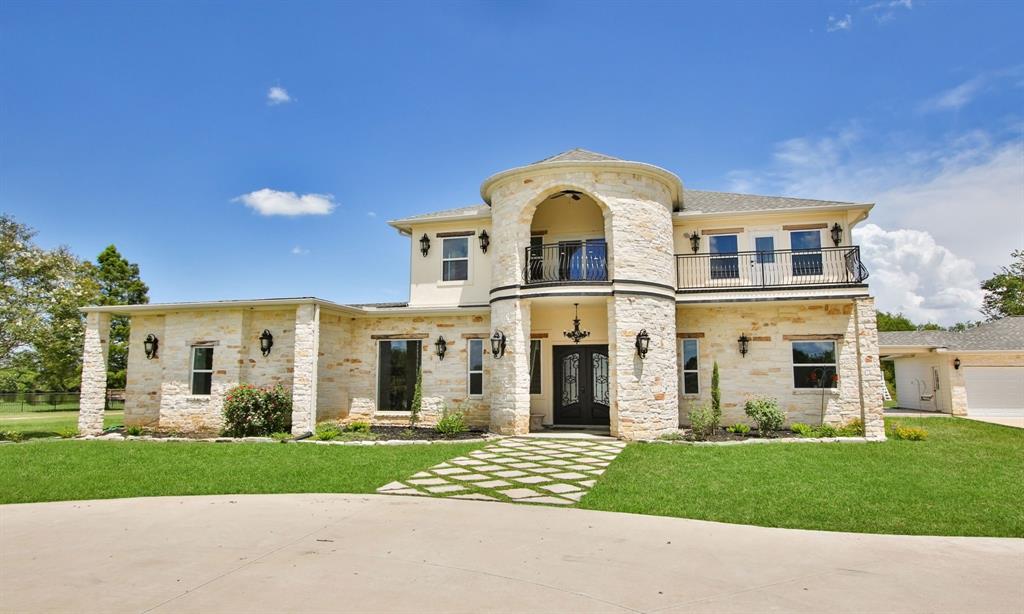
[790,340,838,390]
[190,345,214,396]
[529,338,542,395]
[680,338,700,395]
[376,338,422,413]
[467,338,484,397]
[441,236,470,283]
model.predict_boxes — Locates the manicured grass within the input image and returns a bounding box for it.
[581,418,1024,537]
[0,440,483,504]
[0,410,124,439]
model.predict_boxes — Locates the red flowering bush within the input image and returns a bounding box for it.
[222,384,292,437]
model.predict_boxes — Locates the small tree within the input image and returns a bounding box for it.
[409,368,423,427]
[710,361,721,431]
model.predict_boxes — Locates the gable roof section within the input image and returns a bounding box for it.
[681,190,868,214]
[878,317,1024,352]
[532,148,622,164]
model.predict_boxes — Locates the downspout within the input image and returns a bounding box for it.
[852,298,868,431]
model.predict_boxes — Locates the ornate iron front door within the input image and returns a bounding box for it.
[553,344,610,426]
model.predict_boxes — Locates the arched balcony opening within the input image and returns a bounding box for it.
[524,190,609,285]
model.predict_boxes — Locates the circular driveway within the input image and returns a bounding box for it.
[1,494,1021,613]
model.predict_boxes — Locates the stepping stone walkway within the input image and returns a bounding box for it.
[377,437,627,506]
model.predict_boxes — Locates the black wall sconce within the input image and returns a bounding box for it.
[143,334,159,360]
[689,232,701,253]
[490,330,506,359]
[738,334,750,357]
[478,230,490,253]
[420,233,431,257]
[830,223,843,246]
[259,329,274,357]
[435,335,448,361]
[635,329,650,359]
[953,357,961,370]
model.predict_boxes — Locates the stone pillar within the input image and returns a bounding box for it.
[608,295,678,440]
[853,297,885,439]
[488,299,531,435]
[290,304,320,435]
[948,358,968,416]
[78,311,111,436]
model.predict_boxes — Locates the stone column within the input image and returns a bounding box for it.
[78,311,111,436]
[488,299,531,435]
[853,297,885,439]
[608,295,678,440]
[290,304,320,435]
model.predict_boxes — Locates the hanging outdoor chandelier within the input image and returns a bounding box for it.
[563,303,591,344]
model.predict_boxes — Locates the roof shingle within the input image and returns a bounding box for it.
[878,317,1024,352]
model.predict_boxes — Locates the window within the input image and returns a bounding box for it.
[680,339,699,394]
[190,346,214,395]
[792,341,838,388]
[468,338,484,396]
[709,235,739,279]
[529,339,542,394]
[442,237,469,281]
[378,340,421,411]
[791,230,823,276]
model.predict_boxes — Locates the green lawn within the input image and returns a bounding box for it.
[0,410,124,439]
[581,418,1024,537]
[0,440,483,504]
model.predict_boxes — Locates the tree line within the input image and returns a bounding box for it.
[1,215,149,392]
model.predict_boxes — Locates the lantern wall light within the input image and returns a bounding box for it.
[953,357,961,370]
[143,334,159,360]
[738,334,750,357]
[420,233,431,257]
[689,232,701,253]
[490,330,507,359]
[635,329,650,359]
[435,335,448,361]
[479,230,490,253]
[259,329,274,357]
[830,223,843,247]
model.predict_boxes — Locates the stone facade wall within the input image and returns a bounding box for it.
[317,311,352,421]
[78,312,111,435]
[341,313,492,428]
[241,309,296,389]
[609,295,679,440]
[676,298,884,436]
[488,300,531,434]
[290,304,320,435]
[124,314,165,426]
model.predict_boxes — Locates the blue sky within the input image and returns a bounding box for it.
[2,1,1021,324]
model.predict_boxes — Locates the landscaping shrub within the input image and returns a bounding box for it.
[435,407,467,436]
[409,370,423,427]
[124,425,144,436]
[711,361,722,431]
[659,431,685,441]
[744,396,785,437]
[222,384,292,437]
[894,425,928,441]
[314,421,342,441]
[343,421,371,433]
[270,432,292,442]
[816,424,839,438]
[0,429,24,442]
[790,422,814,437]
[838,419,864,437]
[688,405,716,441]
[726,423,750,436]
[57,426,78,439]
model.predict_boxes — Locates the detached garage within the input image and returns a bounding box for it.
[879,317,1024,419]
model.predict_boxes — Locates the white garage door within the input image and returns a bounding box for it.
[964,367,1024,416]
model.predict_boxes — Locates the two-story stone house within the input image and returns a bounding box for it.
[77,149,885,440]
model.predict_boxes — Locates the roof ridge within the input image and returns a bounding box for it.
[685,188,864,206]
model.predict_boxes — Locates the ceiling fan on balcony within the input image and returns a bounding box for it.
[548,190,583,201]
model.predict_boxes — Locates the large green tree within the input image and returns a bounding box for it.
[981,249,1024,320]
[95,245,149,388]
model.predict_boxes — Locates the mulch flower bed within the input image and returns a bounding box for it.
[366,426,486,441]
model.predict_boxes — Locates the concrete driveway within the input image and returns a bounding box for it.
[1,495,1021,613]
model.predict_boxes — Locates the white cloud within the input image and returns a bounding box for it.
[724,126,1023,323]
[920,77,986,112]
[854,224,983,324]
[826,14,853,32]
[267,86,292,106]
[366,211,377,218]
[234,188,337,216]
[291,246,310,255]
[863,0,912,24]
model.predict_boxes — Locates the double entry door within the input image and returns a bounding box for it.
[553,344,610,426]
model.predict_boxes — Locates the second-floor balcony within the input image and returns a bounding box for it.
[676,246,869,291]
[523,240,608,285]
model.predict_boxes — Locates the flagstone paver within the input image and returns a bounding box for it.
[376,436,626,506]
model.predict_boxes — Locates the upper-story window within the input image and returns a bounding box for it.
[442,237,469,281]
[709,235,739,279]
[790,230,823,276]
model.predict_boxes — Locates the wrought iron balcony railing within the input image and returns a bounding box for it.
[675,246,869,291]
[523,240,608,285]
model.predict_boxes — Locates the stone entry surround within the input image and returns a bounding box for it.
[377,437,626,505]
